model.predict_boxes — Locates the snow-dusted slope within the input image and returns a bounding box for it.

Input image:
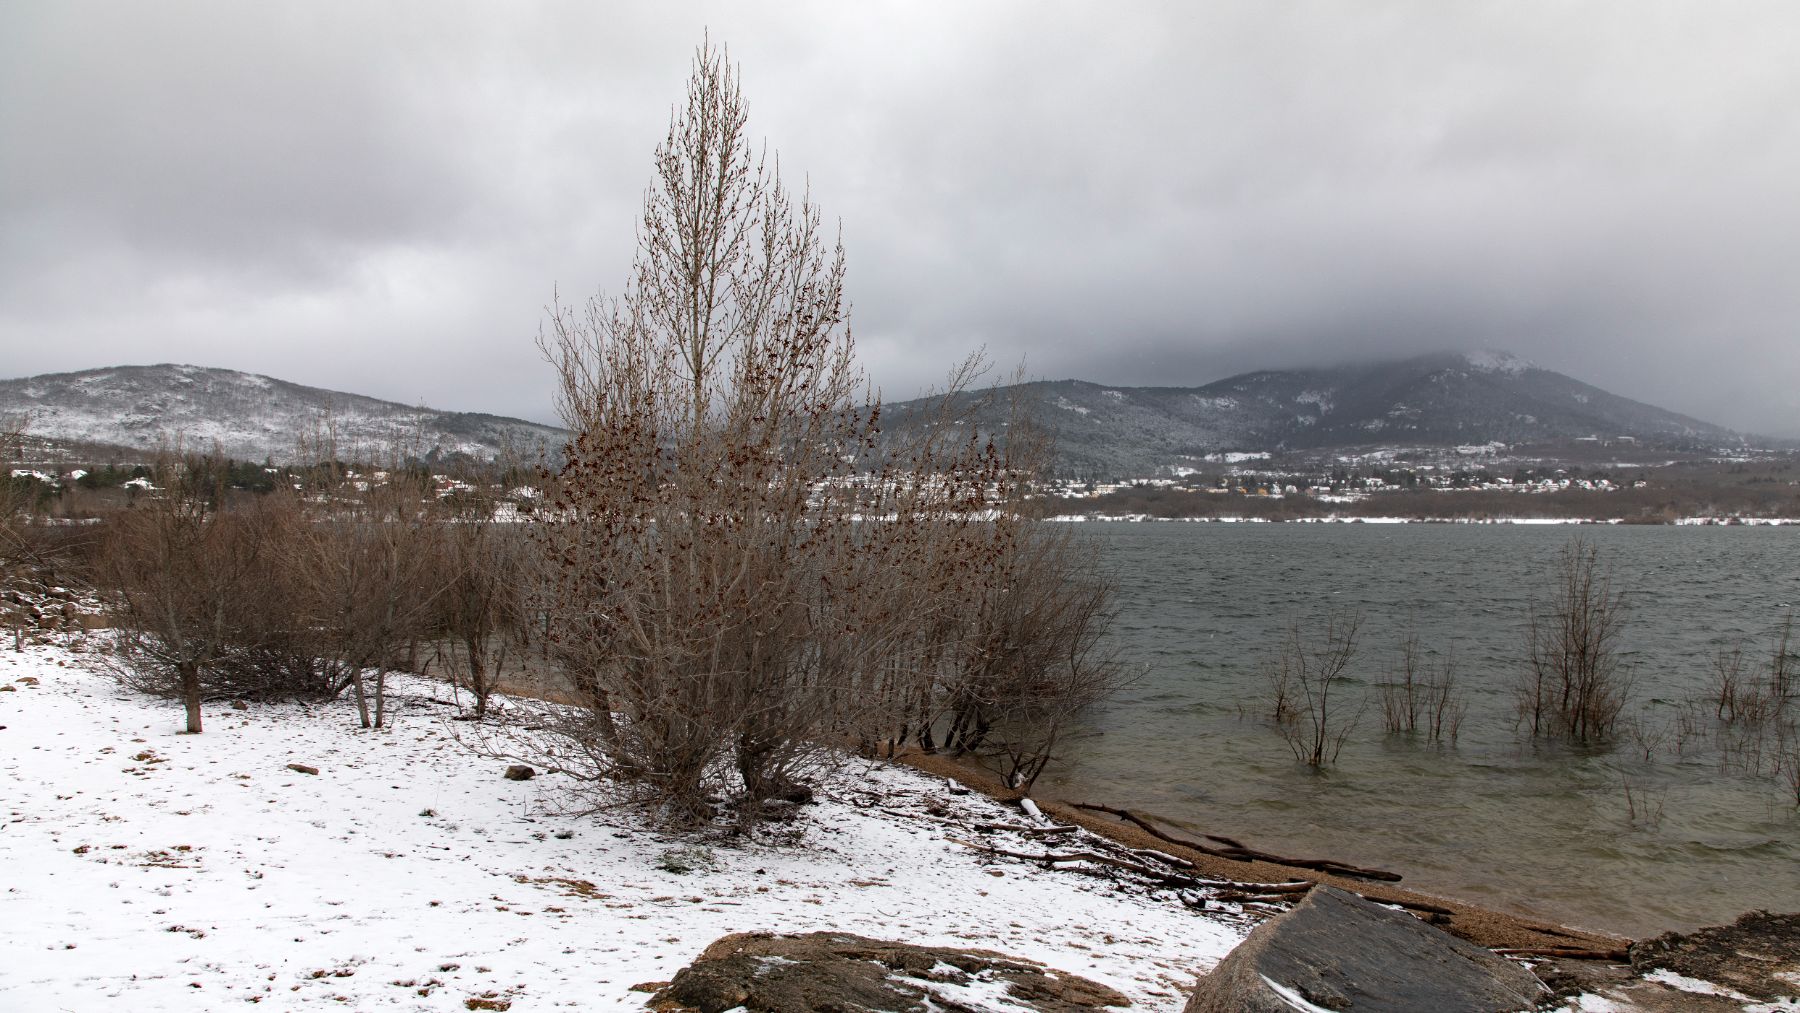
[882,350,1744,477]
[0,641,1244,1010]
[0,364,564,464]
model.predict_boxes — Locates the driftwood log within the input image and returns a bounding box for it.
[1072,802,1403,882]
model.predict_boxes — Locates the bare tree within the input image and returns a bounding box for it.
[532,38,880,822]
[102,458,276,733]
[527,41,1120,825]
[1269,609,1364,767]
[1517,536,1630,742]
[436,479,526,719]
[286,469,443,728]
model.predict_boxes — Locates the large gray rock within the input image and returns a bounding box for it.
[657,931,1129,1012]
[1184,887,1547,1013]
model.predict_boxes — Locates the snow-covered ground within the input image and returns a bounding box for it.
[0,639,1243,1010]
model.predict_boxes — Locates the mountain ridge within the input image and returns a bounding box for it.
[883,350,1744,477]
[2,352,1746,474]
[0,363,563,464]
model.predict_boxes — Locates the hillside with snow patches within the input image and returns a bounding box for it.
[0,364,564,464]
[883,351,1744,478]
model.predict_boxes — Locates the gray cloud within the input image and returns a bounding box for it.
[4,1,1799,434]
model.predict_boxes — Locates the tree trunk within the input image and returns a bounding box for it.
[350,669,371,728]
[179,659,204,734]
[374,666,387,729]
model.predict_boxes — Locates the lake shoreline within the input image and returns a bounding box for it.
[1048,513,1800,525]
[892,746,1633,954]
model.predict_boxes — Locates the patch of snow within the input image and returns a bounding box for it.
[1642,968,1753,1000]
[1101,390,1125,401]
[1463,350,1533,375]
[1054,397,1091,417]
[1293,391,1333,413]
[1556,994,1630,1012]
[917,970,1042,1012]
[1260,974,1342,1012]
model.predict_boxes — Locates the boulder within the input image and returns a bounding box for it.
[657,931,1128,1013]
[1184,886,1546,1013]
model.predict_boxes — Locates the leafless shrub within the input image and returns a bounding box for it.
[1516,536,1631,742]
[1620,776,1666,830]
[935,521,1122,791]
[1425,657,1467,744]
[1377,634,1466,744]
[1268,608,1363,767]
[1622,713,1670,763]
[432,482,527,720]
[1770,615,1796,709]
[1709,619,1797,729]
[1710,642,1748,720]
[1264,648,1298,727]
[1378,633,1422,734]
[1670,700,1706,758]
[1776,720,1800,808]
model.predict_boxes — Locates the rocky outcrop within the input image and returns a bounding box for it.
[655,931,1129,1013]
[1183,886,1546,1013]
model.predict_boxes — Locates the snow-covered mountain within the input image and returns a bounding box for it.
[3,354,1745,476]
[0,364,564,464]
[884,351,1744,477]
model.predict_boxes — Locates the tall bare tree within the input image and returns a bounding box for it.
[535,39,871,820]
[528,40,1120,825]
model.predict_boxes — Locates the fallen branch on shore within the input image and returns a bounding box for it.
[1071,802,1403,882]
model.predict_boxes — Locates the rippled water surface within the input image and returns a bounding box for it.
[1041,522,1800,937]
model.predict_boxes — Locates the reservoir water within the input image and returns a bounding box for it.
[1043,522,1800,938]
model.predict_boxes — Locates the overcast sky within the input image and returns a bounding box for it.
[4,2,1799,434]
